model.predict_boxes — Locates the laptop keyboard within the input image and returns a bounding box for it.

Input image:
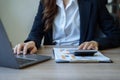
[15,54,51,66]
[16,58,35,65]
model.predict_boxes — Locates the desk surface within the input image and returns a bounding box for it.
[0,46,120,80]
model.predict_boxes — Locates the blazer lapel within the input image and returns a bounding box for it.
[78,0,92,43]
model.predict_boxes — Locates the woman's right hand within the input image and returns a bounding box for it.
[13,41,37,54]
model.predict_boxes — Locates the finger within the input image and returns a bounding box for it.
[78,43,85,49]
[23,44,29,55]
[88,43,98,50]
[30,47,37,54]
[83,42,91,50]
[94,46,98,50]
[87,44,94,50]
[90,41,98,50]
[17,44,24,54]
[23,43,32,54]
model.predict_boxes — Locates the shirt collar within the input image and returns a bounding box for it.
[56,0,78,8]
[56,0,63,7]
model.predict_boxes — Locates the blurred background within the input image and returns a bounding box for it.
[0,0,120,46]
[0,0,40,46]
[106,0,120,27]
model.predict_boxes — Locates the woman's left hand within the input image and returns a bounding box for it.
[78,41,99,50]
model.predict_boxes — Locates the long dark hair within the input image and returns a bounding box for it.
[41,0,58,31]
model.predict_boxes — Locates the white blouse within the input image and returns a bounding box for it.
[53,0,80,46]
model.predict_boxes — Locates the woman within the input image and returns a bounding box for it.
[14,0,120,54]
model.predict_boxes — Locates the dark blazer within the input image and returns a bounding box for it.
[25,0,120,50]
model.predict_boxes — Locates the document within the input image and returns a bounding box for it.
[53,48,112,63]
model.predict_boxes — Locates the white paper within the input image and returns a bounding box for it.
[53,48,112,63]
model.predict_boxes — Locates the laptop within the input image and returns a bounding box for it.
[0,20,51,69]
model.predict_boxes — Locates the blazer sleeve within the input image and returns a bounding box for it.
[24,1,45,49]
[94,1,120,50]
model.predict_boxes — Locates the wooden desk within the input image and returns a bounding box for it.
[0,46,120,80]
